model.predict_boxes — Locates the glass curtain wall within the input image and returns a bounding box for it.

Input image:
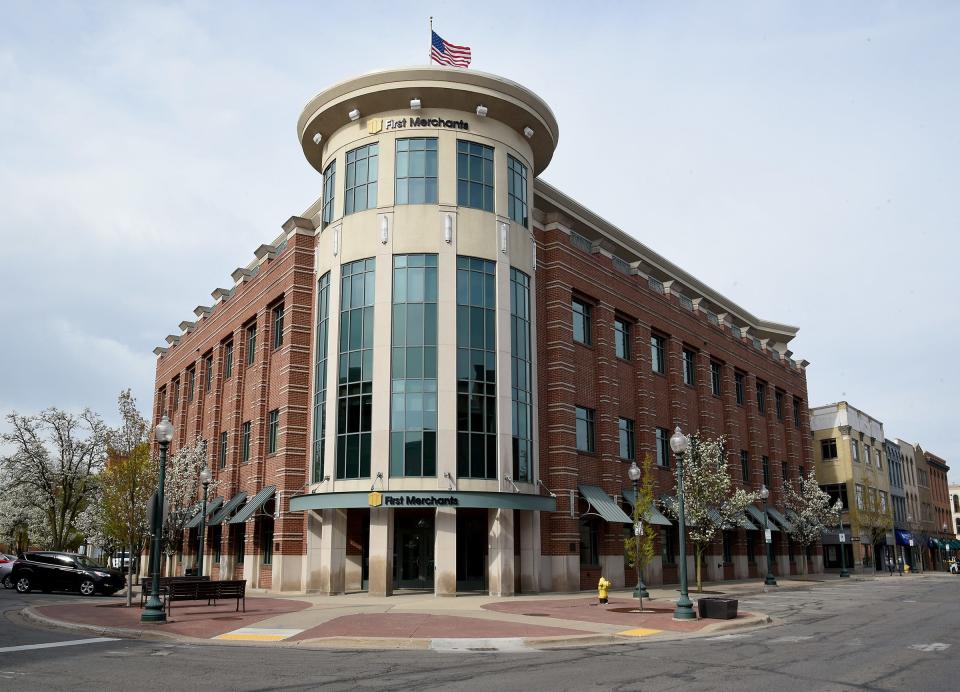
[510,268,532,482]
[457,257,497,479]
[313,272,330,481]
[391,255,438,477]
[336,259,375,479]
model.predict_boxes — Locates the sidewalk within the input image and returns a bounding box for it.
[24,573,873,650]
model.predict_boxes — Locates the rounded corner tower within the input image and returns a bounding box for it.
[292,66,560,597]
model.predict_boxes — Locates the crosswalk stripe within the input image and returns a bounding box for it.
[0,638,120,653]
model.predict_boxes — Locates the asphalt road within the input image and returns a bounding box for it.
[1,574,956,691]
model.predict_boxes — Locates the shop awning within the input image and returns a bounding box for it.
[230,485,276,524]
[622,489,673,526]
[185,497,223,529]
[579,485,632,524]
[767,508,794,533]
[738,513,760,531]
[928,537,943,549]
[745,505,778,531]
[290,490,557,513]
[895,529,913,546]
[209,491,247,526]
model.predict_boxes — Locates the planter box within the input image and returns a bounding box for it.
[697,597,738,620]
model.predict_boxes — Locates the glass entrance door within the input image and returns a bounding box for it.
[393,510,434,589]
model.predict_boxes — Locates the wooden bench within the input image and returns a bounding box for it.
[165,579,247,615]
[140,575,210,607]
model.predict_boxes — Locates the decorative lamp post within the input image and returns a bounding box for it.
[142,415,173,624]
[627,461,648,600]
[196,467,212,577]
[669,426,695,620]
[837,499,849,578]
[759,485,777,586]
[941,524,948,571]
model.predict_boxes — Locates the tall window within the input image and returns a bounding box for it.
[682,348,695,385]
[572,298,592,345]
[268,409,279,455]
[457,257,497,479]
[656,427,670,467]
[782,460,789,481]
[241,421,251,463]
[614,317,631,360]
[395,137,438,204]
[851,440,860,463]
[204,354,213,393]
[187,367,195,402]
[650,334,665,374]
[575,406,595,453]
[345,143,378,214]
[457,140,494,211]
[172,378,180,411]
[746,532,757,564]
[661,526,676,564]
[710,361,722,396]
[322,160,336,228]
[756,381,766,414]
[313,273,330,482]
[579,519,599,566]
[762,455,770,486]
[618,417,635,461]
[507,154,528,227]
[511,268,533,482]
[337,259,375,479]
[775,390,784,420]
[261,520,273,566]
[246,323,257,366]
[821,438,838,460]
[855,483,864,510]
[219,431,228,469]
[224,341,233,379]
[734,371,745,405]
[741,450,750,483]
[875,448,882,470]
[272,302,284,349]
[391,254,438,477]
[793,397,802,428]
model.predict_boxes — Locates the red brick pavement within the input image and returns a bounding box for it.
[292,613,588,641]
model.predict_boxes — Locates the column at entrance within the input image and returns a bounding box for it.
[518,510,540,593]
[368,507,394,597]
[318,508,347,595]
[488,508,515,596]
[435,507,457,596]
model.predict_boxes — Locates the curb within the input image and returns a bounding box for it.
[20,606,199,645]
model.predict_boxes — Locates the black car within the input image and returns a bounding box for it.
[11,552,126,596]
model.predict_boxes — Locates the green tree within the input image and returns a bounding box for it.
[624,454,657,610]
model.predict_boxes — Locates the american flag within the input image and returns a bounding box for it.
[431,30,471,68]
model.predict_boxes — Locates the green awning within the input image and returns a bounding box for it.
[579,485,632,524]
[746,505,778,531]
[185,497,223,529]
[622,489,673,526]
[230,485,276,524]
[767,508,794,532]
[738,512,759,530]
[209,491,247,525]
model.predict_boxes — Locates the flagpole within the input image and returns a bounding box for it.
[428,17,433,64]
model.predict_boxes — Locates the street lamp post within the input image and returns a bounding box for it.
[669,426,695,621]
[196,467,212,577]
[837,499,849,578]
[142,415,173,624]
[627,461,648,600]
[759,485,777,586]
[941,524,948,571]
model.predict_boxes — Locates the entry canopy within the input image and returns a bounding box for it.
[622,489,672,526]
[185,497,223,529]
[209,491,247,526]
[230,485,276,524]
[745,505,778,531]
[766,508,794,533]
[290,490,557,513]
[579,485,632,524]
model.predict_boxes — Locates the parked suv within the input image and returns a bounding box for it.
[11,552,126,596]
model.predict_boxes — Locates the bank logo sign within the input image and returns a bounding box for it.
[367,116,469,134]
[368,491,382,507]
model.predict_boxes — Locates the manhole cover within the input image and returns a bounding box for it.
[609,607,661,614]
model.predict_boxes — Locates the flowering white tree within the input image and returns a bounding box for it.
[0,408,109,550]
[782,471,841,573]
[0,478,50,553]
[161,436,219,567]
[662,434,760,592]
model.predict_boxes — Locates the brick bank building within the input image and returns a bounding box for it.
[151,67,819,596]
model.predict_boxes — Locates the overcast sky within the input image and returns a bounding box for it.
[1,2,957,480]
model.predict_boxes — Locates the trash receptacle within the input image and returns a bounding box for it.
[184,568,198,577]
[697,597,738,619]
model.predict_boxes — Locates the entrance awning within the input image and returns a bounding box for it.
[738,513,760,530]
[230,485,276,524]
[185,497,223,529]
[745,505,778,531]
[622,489,673,526]
[290,490,557,513]
[766,508,794,532]
[580,485,632,524]
[209,491,247,526]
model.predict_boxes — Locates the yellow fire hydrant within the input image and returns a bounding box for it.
[598,576,611,605]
